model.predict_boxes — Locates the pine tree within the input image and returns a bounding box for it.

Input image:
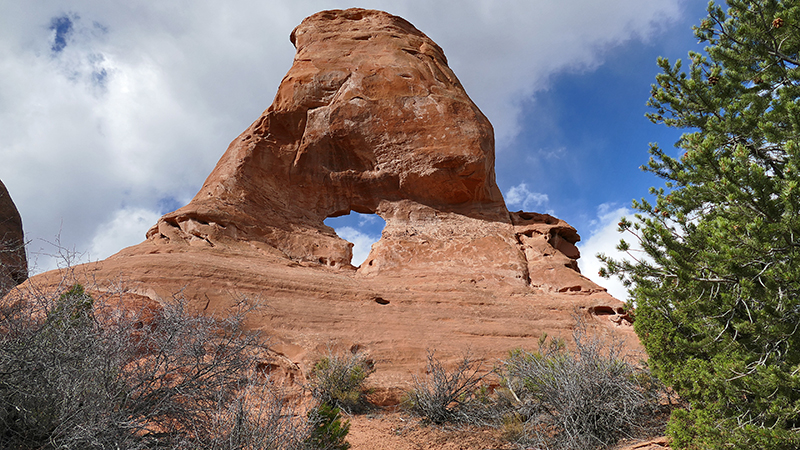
[600,1,800,448]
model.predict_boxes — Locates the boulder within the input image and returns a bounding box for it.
[0,179,27,296]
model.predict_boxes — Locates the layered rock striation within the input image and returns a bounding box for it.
[16,9,633,395]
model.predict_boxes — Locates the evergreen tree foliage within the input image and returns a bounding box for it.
[600,1,800,448]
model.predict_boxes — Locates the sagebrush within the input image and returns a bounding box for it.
[0,280,335,449]
[404,351,493,425]
[402,324,669,450]
[498,326,668,450]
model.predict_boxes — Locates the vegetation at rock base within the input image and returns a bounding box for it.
[309,349,375,414]
[404,350,493,426]
[0,280,349,449]
[0,262,666,450]
[306,403,351,450]
[403,325,668,450]
[497,328,667,450]
[600,0,800,448]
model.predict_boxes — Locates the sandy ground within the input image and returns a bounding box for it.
[345,410,669,450]
[346,410,513,450]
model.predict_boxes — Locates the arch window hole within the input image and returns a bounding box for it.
[324,212,386,267]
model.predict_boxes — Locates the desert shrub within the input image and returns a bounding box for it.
[196,381,317,450]
[308,349,375,414]
[498,326,668,450]
[404,351,495,425]
[0,283,126,448]
[0,281,318,449]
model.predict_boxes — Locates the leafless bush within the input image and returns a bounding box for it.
[498,323,668,450]
[0,281,317,449]
[308,349,375,414]
[193,381,313,450]
[404,351,495,425]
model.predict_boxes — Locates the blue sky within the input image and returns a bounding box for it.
[1,0,711,300]
[329,0,710,298]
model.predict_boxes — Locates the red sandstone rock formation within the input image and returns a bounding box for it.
[146,8,505,270]
[15,9,635,398]
[0,179,27,296]
[140,9,612,294]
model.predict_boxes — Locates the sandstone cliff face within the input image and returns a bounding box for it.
[17,9,633,396]
[0,179,27,296]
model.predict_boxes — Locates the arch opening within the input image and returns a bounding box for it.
[324,211,386,267]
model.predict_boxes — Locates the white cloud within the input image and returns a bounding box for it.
[335,226,381,267]
[505,183,549,211]
[0,0,686,273]
[87,207,161,263]
[24,207,162,273]
[399,0,686,147]
[358,214,381,227]
[576,203,638,302]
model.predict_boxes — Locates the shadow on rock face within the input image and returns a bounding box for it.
[0,179,27,297]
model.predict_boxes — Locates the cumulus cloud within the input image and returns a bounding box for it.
[576,203,638,302]
[88,207,161,261]
[505,183,550,211]
[26,207,162,273]
[400,0,686,147]
[358,214,381,227]
[0,0,685,273]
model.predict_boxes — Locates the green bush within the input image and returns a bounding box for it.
[306,403,351,450]
[309,349,375,414]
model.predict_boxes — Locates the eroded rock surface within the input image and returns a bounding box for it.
[16,9,634,398]
[146,9,505,270]
[0,179,27,296]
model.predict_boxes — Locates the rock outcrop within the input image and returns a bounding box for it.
[146,8,506,272]
[15,9,634,397]
[140,9,610,293]
[0,179,27,296]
